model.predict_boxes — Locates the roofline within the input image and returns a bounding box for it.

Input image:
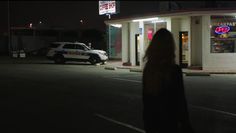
[104,8,236,24]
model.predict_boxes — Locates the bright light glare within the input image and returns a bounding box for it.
[132,17,159,22]
[29,23,32,28]
[151,20,165,23]
[110,24,122,28]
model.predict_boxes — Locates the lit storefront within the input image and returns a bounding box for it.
[107,24,122,59]
[143,20,167,51]
[210,15,236,53]
[105,10,236,71]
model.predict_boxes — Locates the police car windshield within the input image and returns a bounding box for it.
[82,44,91,50]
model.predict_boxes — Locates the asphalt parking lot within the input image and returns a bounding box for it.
[1,56,236,133]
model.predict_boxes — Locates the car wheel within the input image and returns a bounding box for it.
[89,56,99,65]
[101,61,106,65]
[54,55,65,64]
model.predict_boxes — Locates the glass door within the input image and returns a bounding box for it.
[179,31,189,68]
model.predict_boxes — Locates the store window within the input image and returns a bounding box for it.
[108,25,122,59]
[144,23,154,47]
[211,15,236,53]
[155,22,167,31]
[144,21,167,48]
[144,21,167,52]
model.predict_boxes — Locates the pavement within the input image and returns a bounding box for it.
[104,60,236,76]
[1,55,236,75]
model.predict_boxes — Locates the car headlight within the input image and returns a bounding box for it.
[99,51,107,56]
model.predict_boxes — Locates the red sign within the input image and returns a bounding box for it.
[147,29,153,40]
[215,25,230,35]
[99,1,116,15]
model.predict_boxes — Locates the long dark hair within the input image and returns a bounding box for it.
[143,28,176,94]
[144,28,176,68]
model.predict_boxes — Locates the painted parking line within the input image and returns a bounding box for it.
[106,77,236,118]
[94,113,145,133]
[111,78,142,83]
[190,105,236,117]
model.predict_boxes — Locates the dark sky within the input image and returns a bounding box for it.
[0,1,162,34]
[0,1,108,32]
[0,1,215,34]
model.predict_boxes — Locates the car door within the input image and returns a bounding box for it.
[75,44,90,60]
[62,43,77,59]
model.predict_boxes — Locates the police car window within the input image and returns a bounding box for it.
[82,44,90,50]
[76,45,85,50]
[63,44,76,49]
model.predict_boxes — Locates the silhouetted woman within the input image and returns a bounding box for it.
[142,28,194,133]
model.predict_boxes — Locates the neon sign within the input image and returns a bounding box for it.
[215,25,230,35]
[147,29,153,40]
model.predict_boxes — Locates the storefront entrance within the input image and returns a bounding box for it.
[179,31,189,68]
[135,34,140,66]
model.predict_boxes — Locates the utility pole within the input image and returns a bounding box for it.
[7,0,11,56]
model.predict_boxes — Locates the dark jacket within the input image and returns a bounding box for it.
[142,64,194,133]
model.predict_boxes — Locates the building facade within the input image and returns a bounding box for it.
[105,9,236,71]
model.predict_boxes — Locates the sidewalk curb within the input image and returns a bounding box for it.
[184,72,211,76]
[116,66,133,69]
[130,68,143,73]
[209,72,236,74]
[104,66,117,70]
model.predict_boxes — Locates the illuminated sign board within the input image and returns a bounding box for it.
[215,25,230,35]
[147,29,153,40]
[99,1,117,15]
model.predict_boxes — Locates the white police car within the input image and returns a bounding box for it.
[46,42,108,65]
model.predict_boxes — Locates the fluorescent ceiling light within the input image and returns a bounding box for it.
[110,24,122,28]
[151,20,165,23]
[132,17,159,22]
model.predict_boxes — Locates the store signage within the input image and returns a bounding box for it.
[147,29,153,40]
[99,1,117,15]
[213,22,236,26]
[215,25,230,35]
[139,28,142,35]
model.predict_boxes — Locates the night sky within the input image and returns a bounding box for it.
[0,1,108,32]
[0,1,220,35]
[0,1,162,34]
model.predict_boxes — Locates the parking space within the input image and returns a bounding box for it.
[1,57,236,133]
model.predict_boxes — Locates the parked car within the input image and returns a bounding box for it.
[46,42,108,64]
